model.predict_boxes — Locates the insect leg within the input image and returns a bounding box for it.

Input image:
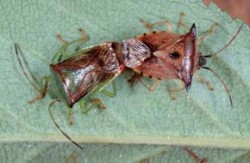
[52,28,89,63]
[182,147,208,163]
[194,74,214,91]
[28,76,50,103]
[90,98,106,109]
[77,81,116,114]
[168,82,185,100]
[56,28,89,45]
[68,107,74,125]
[78,98,106,114]
[177,12,189,32]
[140,19,172,32]
[127,72,143,87]
[128,73,161,91]
[197,23,217,45]
[79,100,91,114]
[101,81,117,97]
[140,79,161,91]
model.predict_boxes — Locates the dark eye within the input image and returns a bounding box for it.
[169,51,180,59]
[199,56,207,66]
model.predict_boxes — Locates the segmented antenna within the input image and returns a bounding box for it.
[48,100,83,150]
[201,23,244,108]
[14,43,40,91]
[202,66,233,108]
[204,23,244,58]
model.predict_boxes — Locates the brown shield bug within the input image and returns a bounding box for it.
[125,17,243,108]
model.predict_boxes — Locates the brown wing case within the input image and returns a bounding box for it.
[50,42,123,107]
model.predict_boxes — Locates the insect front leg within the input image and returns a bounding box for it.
[197,23,217,45]
[52,28,89,63]
[140,19,172,32]
[168,82,185,100]
[194,74,214,91]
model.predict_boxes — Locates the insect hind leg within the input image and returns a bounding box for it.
[197,23,217,45]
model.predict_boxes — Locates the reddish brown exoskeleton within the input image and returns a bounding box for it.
[125,18,243,107]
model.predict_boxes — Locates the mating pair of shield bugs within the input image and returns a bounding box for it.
[15,13,243,149]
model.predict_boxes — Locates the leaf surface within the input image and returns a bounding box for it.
[0,0,250,162]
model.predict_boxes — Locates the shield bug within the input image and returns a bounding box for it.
[126,17,243,108]
[49,41,125,108]
[15,30,125,149]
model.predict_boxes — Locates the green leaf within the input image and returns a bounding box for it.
[1,0,250,162]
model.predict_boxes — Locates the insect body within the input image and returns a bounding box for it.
[50,42,125,107]
[17,23,242,108]
[126,22,243,107]
[15,18,243,149]
[127,24,197,91]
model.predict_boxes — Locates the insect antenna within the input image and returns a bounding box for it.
[203,23,244,58]
[201,23,244,108]
[48,100,83,150]
[202,66,233,108]
[14,43,40,91]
